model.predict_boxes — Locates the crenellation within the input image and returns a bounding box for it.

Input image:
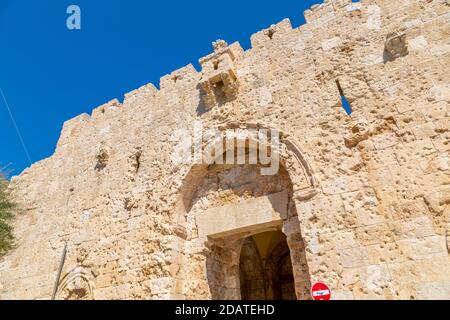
[62,112,91,130]
[328,0,353,10]
[55,113,91,150]
[249,19,293,48]
[304,2,336,26]
[227,41,245,60]
[81,99,128,150]
[91,99,123,120]
[159,64,200,91]
[123,83,158,108]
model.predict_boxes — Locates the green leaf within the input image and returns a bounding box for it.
[0,170,16,258]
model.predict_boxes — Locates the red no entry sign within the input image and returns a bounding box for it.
[311,282,331,300]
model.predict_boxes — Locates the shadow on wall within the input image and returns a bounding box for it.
[239,231,297,300]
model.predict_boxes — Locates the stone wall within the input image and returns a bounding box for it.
[0,0,449,300]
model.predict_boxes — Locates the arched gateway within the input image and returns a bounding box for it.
[170,125,317,300]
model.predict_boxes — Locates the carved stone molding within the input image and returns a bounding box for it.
[56,266,94,300]
[199,40,240,109]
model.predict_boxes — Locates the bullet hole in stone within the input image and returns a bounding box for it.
[132,151,142,174]
[267,29,275,40]
[124,198,135,211]
[95,149,109,171]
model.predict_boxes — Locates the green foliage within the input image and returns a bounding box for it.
[0,172,16,257]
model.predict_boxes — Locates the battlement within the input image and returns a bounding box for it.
[56,112,90,150]
[123,83,158,107]
[250,19,293,48]
[304,2,336,26]
[54,0,437,152]
[159,64,200,91]
[91,99,123,120]
[67,0,377,112]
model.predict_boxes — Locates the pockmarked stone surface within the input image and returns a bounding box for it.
[1,0,449,300]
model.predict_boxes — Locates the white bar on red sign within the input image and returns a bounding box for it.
[312,290,330,296]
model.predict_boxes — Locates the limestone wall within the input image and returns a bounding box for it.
[0,0,449,300]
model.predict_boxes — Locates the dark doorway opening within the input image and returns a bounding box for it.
[239,231,296,300]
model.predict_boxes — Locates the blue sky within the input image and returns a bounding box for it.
[0,0,322,177]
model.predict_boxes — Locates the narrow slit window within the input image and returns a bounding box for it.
[336,79,352,115]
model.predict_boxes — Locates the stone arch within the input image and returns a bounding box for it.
[56,266,94,300]
[200,124,317,196]
[170,124,316,300]
[173,124,317,216]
